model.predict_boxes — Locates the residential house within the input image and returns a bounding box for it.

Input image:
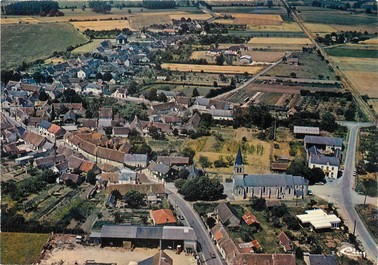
[107,183,166,201]
[21,131,47,151]
[232,253,296,265]
[211,223,239,263]
[112,127,130,137]
[124,154,148,168]
[215,202,241,227]
[242,212,260,227]
[60,173,82,185]
[307,146,340,179]
[150,209,176,226]
[47,124,66,139]
[98,107,113,127]
[39,120,52,137]
[183,112,201,132]
[277,231,293,253]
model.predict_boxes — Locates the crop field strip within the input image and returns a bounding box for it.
[161,63,265,74]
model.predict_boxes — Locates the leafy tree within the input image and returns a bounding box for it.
[172,128,179,137]
[111,189,122,201]
[206,217,216,228]
[295,247,304,260]
[174,178,186,190]
[180,147,195,161]
[86,170,97,185]
[157,92,168,102]
[178,168,190,179]
[251,197,266,211]
[118,102,147,121]
[38,91,50,101]
[199,155,211,168]
[63,88,82,103]
[180,176,224,201]
[192,88,200,97]
[102,72,113,81]
[216,54,225,66]
[114,211,123,223]
[321,111,338,132]
[89,1,111,13]
[124,190,145,208]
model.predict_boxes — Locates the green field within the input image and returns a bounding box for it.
[0,232,49,264]
[1,22,88,69]
[71,39,106,54]
[325,46,378,58]
[299,11,378,25]
[265,51,337,79]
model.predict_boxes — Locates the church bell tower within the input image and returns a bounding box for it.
[234,147,244,175]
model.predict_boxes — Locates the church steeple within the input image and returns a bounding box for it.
[234,147,244,174]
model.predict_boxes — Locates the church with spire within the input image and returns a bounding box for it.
[232,147,309,201]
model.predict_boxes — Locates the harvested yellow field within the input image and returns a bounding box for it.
[44,57,66,64]
[360,38,378,45]
[0,16,41,24]
[214,13,283,25]
[248,22,302,32]
[248,37,312,45]
[129,13,172,29]
[71,20,131,31]
[190,51,209,59]
[169,13,212,20]
[233,13,283,25]
[304,23,336,33]
[241,51,284,62]
[331,57,378,97]
[161,63,265,74]
[344,71,378,98]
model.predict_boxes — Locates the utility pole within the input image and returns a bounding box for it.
[353,219,356,236]
[363,194,367,206]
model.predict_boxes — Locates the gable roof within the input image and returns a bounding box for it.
[304,135,343,148]
[151,209,176,225]
[277,231,292,252]
[107,183,165,196]
[156,156,190,166]
[232,254,296,265]
[39,120,52,130]
[22,131,46,148]
[242,212,260,226]
[215,202,240,225]
[97,146,125,164]
[308,254,337,265]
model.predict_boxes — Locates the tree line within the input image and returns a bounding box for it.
[143,0,176,9]
[1,1,59,15]
[89,1,111,13]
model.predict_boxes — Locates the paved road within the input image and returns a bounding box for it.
[165,185,226,265]
[214,57,285,100]
[311,122,377,261]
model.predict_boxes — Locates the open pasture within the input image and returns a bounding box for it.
[71,39,107,54]
[1,232,49,265]
[232,13,283,25]
[299,10,378,26]
[248,37,312,45]
[161,63,265,74]
[71,20,131,31]
[1,22,88,69]
[325,45,378,58]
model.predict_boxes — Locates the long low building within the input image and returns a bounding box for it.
[90,225,197,252]
[296,209,341,230]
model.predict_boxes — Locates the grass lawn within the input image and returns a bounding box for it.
[0,232,49,265]
[1,22,88,69]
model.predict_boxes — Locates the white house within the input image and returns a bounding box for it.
[77,69,86,79]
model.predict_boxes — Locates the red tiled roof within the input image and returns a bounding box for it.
[79,160,95,173]
[22,131,46,148]
[47,124,63,134]
[277,231,293,252]
[242,212,260,226]
[151,209,176,225]
[97,147,125,164]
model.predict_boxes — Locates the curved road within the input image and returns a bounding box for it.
[311,122,377,261]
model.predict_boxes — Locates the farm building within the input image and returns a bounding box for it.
[304,136,343,151]
[293,126,319,137]
[90,225,197,252]
[296,209,341,230]
[233,149,308,200]
[215,202,241,227]
[240,55,253,65]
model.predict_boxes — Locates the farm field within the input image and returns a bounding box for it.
[1,22,88,69]
[184,127,272,174]
[213,6,286,14]
[360,38,378,45]
[247,22,302,32]
[325,45,378,58]
[248,37,312,45]
[298,10,378,26]
[0,232,49,265]
[71,20,131,31]
[71,39,107,54]
[214,13,283,26]
[191,50,284,63]
[331,57,378,98]
[265,51,337,80]
[161,63,265,74]
[0,16,41,24]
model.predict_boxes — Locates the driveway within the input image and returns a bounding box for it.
[311,122,377,261]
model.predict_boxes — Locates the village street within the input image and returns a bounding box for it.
[311,121,377,261]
